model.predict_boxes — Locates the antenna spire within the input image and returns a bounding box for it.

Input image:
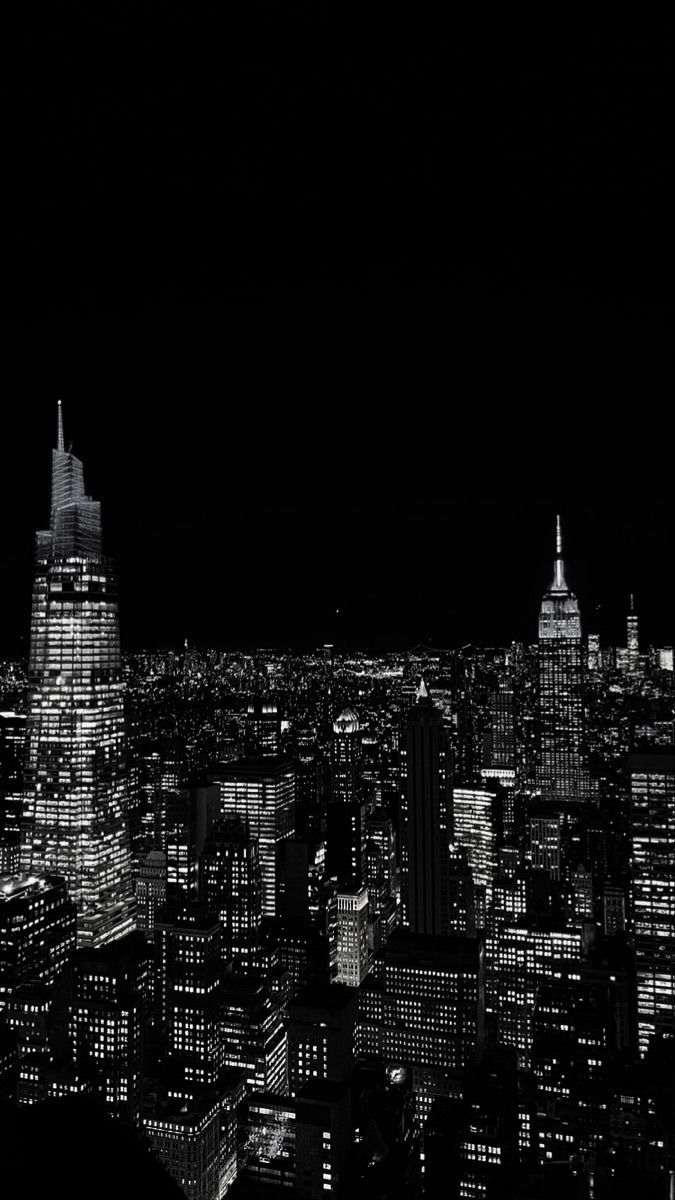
[57,399,65,452]
[556,513,562,557]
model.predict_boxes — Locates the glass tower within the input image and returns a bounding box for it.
[536,516,589,802]
[21,402,135,947]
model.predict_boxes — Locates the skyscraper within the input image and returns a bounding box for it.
[216,757,296,917]
[626,594,640,675]
[400,679,453,934]
[536,516,589,803]
[21,403,135,947]
[630,754,675,1056]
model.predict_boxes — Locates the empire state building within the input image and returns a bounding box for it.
[536,516,589,802]
[21,403,135,947]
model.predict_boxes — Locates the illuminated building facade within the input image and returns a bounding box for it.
[21,403,135,947]
[156,902,223,1094]
[135,849,167,940]
[199,816,263,971]
[357,930,484,1122]
[246,695,282,756]
[0,873,76,1011]
[536,517,589,803]
[71,930,151,1124]
[331,708,362,802]
[630,754,675,1056]
[217,757,296,918]
[335,887,369,986]
[453,787,500,927]
[144,1095,221,1200]
[529,812,562,880]
[287,983,357,1097]
[220,972,288,1094]
[486,923,581,1066]
[627,595,640,674]
[0,712,26,874]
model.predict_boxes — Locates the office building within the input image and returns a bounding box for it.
[21,403,135,947]
[0,873,76,1011]
[536,517,589,803]
[217,757,295,917]
[630,754,675,1056]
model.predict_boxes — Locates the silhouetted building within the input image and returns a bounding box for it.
[199,817,262,970]
[400,679,454,935]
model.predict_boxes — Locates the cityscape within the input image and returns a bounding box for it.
[1,16,672,1200]
[1,402,675,1199]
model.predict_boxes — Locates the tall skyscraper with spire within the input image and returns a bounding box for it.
[21,402,135,947]
[536,516,589,802]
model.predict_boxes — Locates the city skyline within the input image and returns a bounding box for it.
[1,14,673,1200]
[1,400,674,655]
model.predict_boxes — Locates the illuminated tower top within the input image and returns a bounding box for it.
[539,515,581,640]
[41,401,102,560]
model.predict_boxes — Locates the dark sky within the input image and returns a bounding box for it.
[1,14,672,652]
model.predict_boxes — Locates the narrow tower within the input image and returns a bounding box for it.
[536,516,589,802]
[21,403,135,947]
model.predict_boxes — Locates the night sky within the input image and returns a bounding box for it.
[1,14,672,653]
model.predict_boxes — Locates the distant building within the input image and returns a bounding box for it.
[536,517,589,802]
[136,849,167,940]
[335,887,369,986]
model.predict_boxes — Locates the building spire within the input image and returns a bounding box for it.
[551,514,568,591]
[630,593,635,613]
[56,399,65,452]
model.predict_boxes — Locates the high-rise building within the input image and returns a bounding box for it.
[335,887,369,986]
[529,811,562,880]
[199,817,262,971]
[400,680,454,935]
[357,930,484,1123]
[0,874,76,1011]
[627,594,640,675]
[486,923,581,1066]
[331,709,362,803]
[287,983,357,1097]
[482,680,515,773]
[71,931,151,1125]
[453,787,500,927]
[216,757,295,918]
[144,1094,221,1200]
[155,902,223,1094]
[220,972,288,1094]
[21,403,135,947]
[630,754,675,1056]
[0,712,26,875]
[136,849,167,940]
[536,516,589,803]
[326,799,366,892]
[246,695,282,757]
